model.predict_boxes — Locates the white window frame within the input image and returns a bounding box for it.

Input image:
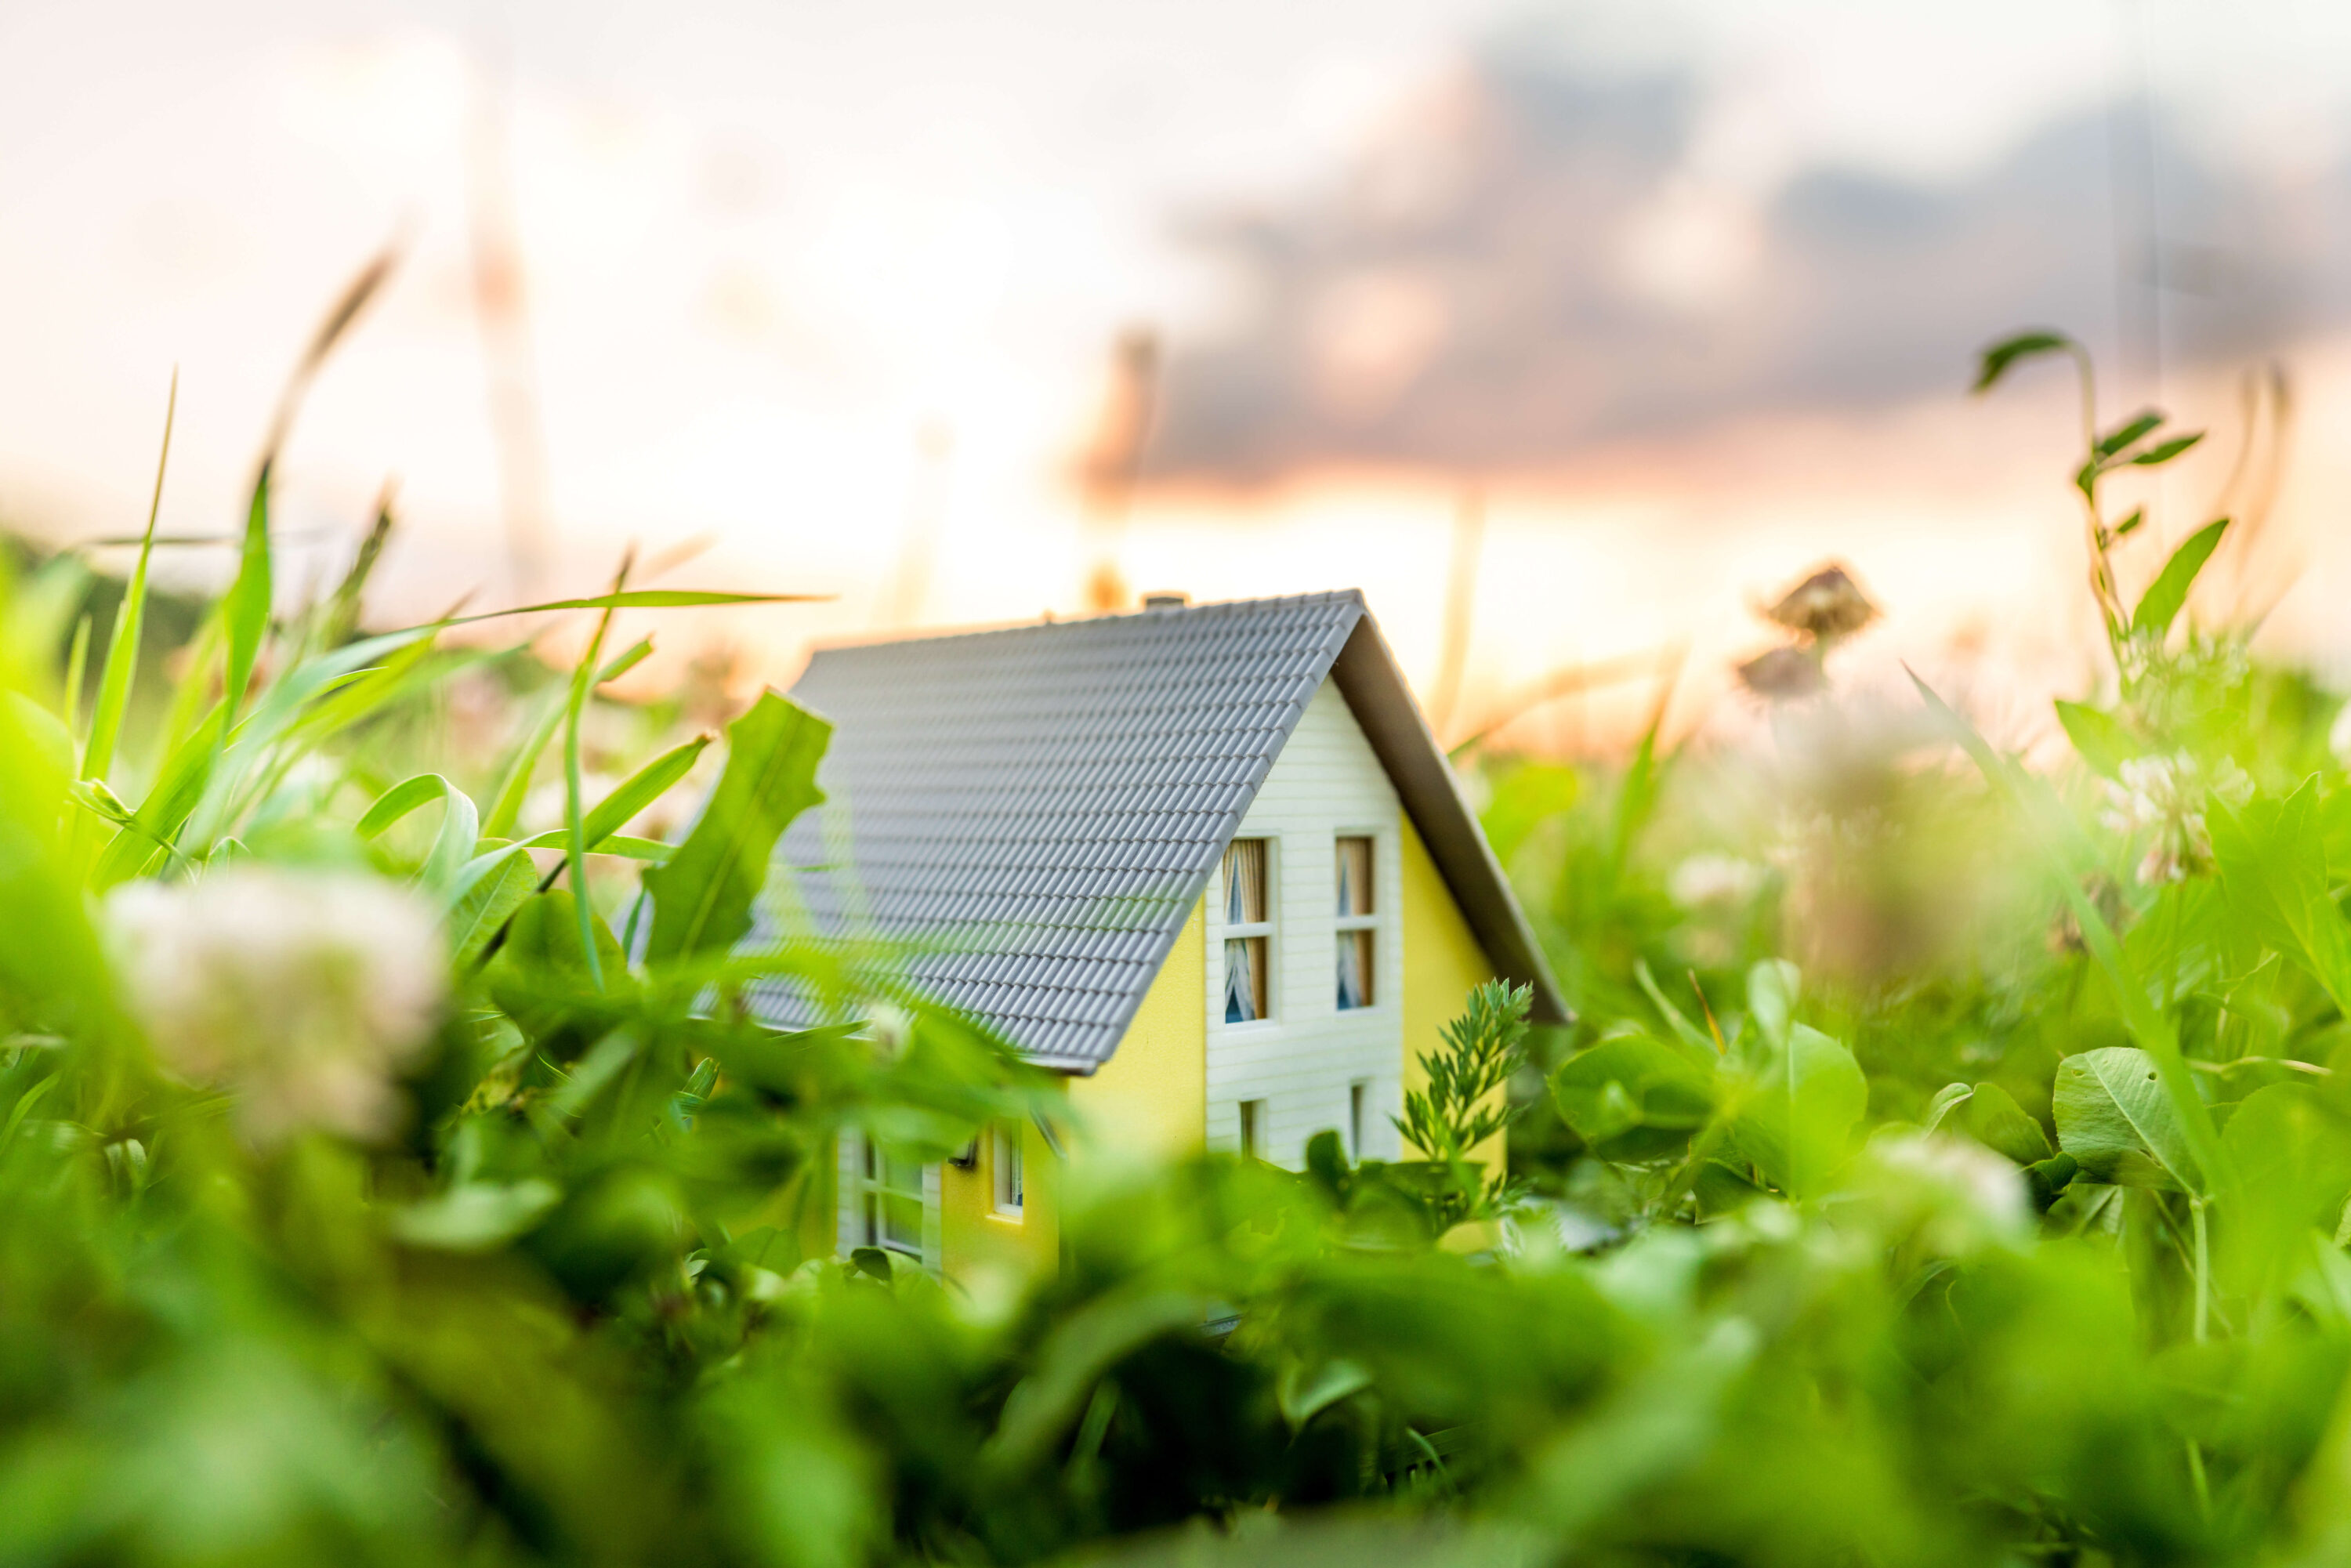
[839,1132,941,1269]
[991,1123,1025,1219]
[1221,837,1277,1026]
[1334,831,1382,1012]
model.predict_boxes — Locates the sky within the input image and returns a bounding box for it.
[6,0,2351,749]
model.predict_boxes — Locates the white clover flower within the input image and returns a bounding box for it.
[1668,853,1766,911]
[2099,751,2252,885]
[107,867,447,1147]
[1857,1132,2031,1255]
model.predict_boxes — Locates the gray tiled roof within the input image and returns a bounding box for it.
[747,590,1567,1070]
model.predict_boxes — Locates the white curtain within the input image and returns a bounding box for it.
[1224,938,1259,1023]
[1336,930,1369,1009]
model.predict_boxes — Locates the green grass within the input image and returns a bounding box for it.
[3,301,2351,1566]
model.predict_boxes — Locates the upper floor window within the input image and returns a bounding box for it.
[1335,835,1376,1009]
[1223,838,1271,1023]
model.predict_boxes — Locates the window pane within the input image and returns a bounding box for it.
[1337,929,1373,1009]
[994,1126,1024,1215]
[879,1191,924,1253]
[1225,838,1267,925]
[880,1150,925,1197]
[1336,837,1374,916]
[1223,936,1267,1022]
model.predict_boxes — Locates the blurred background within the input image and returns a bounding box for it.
[4,0,2348,751]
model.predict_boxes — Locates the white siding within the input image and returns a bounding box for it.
[1205,679,1404,1168]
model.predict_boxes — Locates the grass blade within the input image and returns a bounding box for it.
[560,560,632,985]
[580,736,708,849]
[483,689,567,842]
[219,462,273,727]
[80,368,176,787]
[448,589,824,625]
[61,614,91,739]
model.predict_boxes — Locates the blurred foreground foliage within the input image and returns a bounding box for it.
[7,302,2351,1568]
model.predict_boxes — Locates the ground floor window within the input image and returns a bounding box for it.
[840,1133,937,1265]
[993,1124,1024,1218]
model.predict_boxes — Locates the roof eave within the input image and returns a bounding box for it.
[1327,616,1574,1027]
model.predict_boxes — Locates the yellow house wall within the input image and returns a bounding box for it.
[937,1092,1063,1278]
[915,816,1505,1281]
[1068,897,1208,1158]
[938,896,1208,1280]
[1398,813,1505,1174]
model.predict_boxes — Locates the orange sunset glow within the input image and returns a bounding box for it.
[7,1,2351,753]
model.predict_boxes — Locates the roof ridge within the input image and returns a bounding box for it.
[802,588,1367,660]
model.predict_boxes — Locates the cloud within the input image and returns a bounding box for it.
[1150,49,2336,480]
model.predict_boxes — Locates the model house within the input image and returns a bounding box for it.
[752,590,1565,1274]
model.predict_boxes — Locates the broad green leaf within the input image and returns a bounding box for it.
[2210,783,2351,1016]
[1745,959,1800,1052]
[1971,330,2072,393]
[1922,1082,1973,1133]
[2025,1152,2079,1210]
[2054,700,2137,782]
[2053,1046,2200,1191]
[1947,1081,2052,1165]
[990,1287,1210,1472]
[643,692,831,965]
[1551,1037,1717,1161]
[355,771,482,888]
[447,846,538,968]
[2226,1083,2351,1290]
[1731,1023,1866,1197]
[1908,668,2233,1204]
[388,1180,561,1251]
[1633,960,1720,1064]
[2132,517,2229,638]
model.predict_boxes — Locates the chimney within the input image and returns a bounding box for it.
[1142,591,1188,610]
